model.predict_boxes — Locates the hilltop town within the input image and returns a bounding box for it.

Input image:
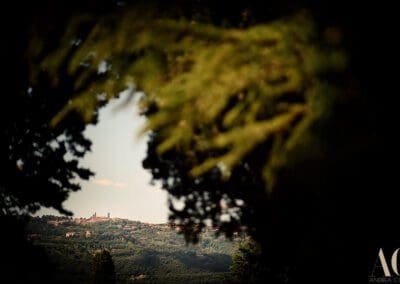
[40,213,226,240]
[40,213,172,239]
[46,212,127,226]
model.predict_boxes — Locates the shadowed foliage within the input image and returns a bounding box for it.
[2,1,399,283]
[230,239,267,283]
[0,1,110,282]
[0,1,102,218]
[92,249,116,284]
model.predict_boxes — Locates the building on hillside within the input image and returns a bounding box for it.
[65,232,76,238]
[73,217,84,224]
[85,230,92,238]
[47,220,59,226]
[174,226,183,233]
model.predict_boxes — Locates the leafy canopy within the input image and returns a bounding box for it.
[28,9,345,193]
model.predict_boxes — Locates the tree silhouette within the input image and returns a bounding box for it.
[92,249,116,284]
[0,0,126,218]
[0,1,115,282]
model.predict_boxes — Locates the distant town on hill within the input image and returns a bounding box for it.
[26,214,243,283]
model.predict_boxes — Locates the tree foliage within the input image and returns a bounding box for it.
[0,1,105,217]
[25,0,346,233]
[0,2,107,281]
[230,239,267,283]
[92,249,116,284]
[21,1,397,283]
[29,7,345,187]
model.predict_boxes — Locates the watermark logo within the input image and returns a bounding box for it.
[369,248,400,283]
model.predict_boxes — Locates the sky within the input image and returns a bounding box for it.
[38,93,169,223]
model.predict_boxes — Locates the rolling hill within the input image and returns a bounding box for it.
[26,215,242,283]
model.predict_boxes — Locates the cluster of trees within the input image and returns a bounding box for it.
[92,250,116,284]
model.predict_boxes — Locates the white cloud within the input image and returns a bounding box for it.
[93,179,127,189]
[114,182,128,189]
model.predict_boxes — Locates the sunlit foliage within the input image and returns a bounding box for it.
[28,9,345,191]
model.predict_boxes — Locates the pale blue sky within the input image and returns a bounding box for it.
[38,93,169,223]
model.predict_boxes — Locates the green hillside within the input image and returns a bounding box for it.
[26,216,242,283]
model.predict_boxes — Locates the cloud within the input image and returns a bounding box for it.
[93,179,128,189]
[114,182,128,189]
